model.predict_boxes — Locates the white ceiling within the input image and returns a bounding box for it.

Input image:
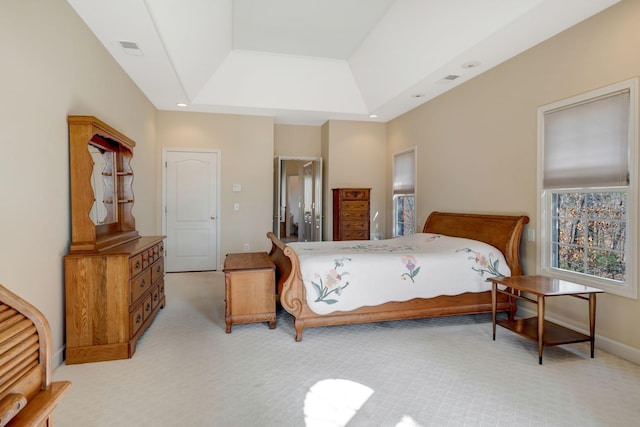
[67,0,620,125]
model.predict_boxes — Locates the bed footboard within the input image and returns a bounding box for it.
[267,232,307,340]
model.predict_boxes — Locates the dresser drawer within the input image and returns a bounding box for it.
[343,230,369,240]
[142,294,153,321]
[151,258,164,284]
[342,210,368,221]
[159,280,166,300]
[151,283,161,310]
[130,269,152,304]
[130,254,144,276]
[339,189,369,200]
[148,242,164,265]
[129,293,152,337]
[343,201,369,211]
[342,221,368,231]
[130,302,145,336]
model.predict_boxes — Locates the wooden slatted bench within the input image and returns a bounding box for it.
[0,284,70,426]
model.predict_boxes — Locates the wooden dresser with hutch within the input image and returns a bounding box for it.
[332,188,370,241]
[64,116,165,364]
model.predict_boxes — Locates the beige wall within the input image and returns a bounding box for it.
[156,111,274,259]
[274,124,321,157]
[388,0,640,359]
[323,120,388,240]
[0,0,158,363]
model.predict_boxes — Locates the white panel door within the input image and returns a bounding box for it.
[165,150,218,272]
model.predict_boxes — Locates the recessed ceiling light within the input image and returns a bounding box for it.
[369,114,379,118]
[461,61,481,69]
[176,103,187,107]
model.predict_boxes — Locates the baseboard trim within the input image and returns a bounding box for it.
[517,307,640,365]
[53,345,65,368]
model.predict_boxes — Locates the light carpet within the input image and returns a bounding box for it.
[53,271,640,426]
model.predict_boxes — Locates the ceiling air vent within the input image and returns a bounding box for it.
[119,41,143,56]
[443,74,460,81]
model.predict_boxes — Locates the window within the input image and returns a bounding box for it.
[393,148,416,237]
[537,79,638,298]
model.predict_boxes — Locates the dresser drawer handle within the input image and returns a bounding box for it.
[136,314,141,324]
[156,265,161,272]
[140,279,145,287]
[135,260,141,269]
[146,302,151,312]
[154,293,158,301]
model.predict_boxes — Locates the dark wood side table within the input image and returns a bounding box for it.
[489,275,603,364]
[224,252,277,333]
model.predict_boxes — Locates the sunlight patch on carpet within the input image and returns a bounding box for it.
[304,379,373,426]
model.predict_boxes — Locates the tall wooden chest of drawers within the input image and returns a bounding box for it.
[332,188,370,240]
[64,236,166,364]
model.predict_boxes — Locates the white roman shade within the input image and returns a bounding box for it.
[393,149,415,194]
[543,89,630,189]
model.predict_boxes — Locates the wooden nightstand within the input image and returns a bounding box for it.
[224,252,277,333]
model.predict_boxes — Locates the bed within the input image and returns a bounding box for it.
[267,211,529,341]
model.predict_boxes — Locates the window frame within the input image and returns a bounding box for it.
[392,147,417,237]
[537,78,638,299]
[393,194,415,237]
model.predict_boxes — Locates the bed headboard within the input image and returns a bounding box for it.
[423,211,529,275]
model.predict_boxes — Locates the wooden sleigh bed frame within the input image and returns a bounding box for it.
[267,211,529,341]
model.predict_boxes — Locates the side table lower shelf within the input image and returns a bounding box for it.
[496,317,592,348]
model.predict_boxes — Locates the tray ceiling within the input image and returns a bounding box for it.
[67,0,620,125]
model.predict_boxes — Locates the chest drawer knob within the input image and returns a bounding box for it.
[140,279,145,287]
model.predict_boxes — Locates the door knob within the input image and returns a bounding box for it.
[211,216,216,220]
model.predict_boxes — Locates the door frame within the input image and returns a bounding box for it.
[274,155,323,241]
[162,147,222,270]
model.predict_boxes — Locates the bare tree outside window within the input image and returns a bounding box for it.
[551,191,626,281]
[394,195,415,237]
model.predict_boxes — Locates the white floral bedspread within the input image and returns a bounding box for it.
[288,233,511,315]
